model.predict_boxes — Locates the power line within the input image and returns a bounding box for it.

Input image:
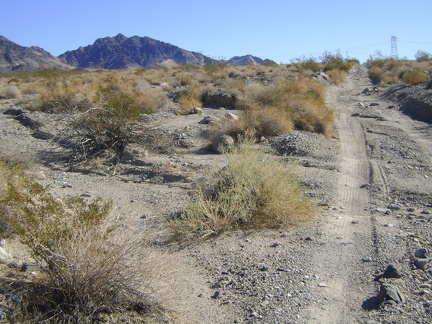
[399,41,432,45]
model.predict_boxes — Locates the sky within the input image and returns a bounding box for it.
[1,0,431,63]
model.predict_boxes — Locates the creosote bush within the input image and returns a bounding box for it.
[223,77,335,140]
[170,145,315,240]
[402,68,430,85]
[367,58,431,85]
[0,160,165,322]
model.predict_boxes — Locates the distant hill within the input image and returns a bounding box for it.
[58,33,218,69]
[227,55,276,66]
[0,35,71,72]
[0,34,274,72]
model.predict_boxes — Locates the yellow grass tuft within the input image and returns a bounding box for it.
[170,145,315,240]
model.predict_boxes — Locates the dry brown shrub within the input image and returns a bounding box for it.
[0,161,176,322]
[176,81,202,114]
[326,69,347,85]
[402,68,430,85]
[0,85,22,99]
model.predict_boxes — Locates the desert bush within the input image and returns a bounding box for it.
[0,85,22,99]
[290,56,321,71]
[176,80,202,114]
[170,145,315,240]
[320,50,357,72]
[209,77,334,140]
[368,58,431,85]
[325,69,347,85]
[415,50,431,62]
[0,160,165,322]
[402,68,430,85]
[69,84,148,159]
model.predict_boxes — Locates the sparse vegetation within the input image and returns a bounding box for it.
[170,145,315,240]
[0,59,346,163]
[402,68,430,85]
[367,57,431,85]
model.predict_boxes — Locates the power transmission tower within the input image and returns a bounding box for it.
[390,36,398,59]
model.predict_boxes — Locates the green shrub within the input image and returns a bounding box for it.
[170,145,315,240]
[402,68,429,85]
[290,56,320,71]
[320,50,356,72]
[69,85,148,159]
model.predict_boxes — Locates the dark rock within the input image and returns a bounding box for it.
[378,283,404,304]
[3,108,24,116]
[415,248,428,258]
[211,290,220,299]
[387,204,400,210]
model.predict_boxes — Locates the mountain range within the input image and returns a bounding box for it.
[0,34,275,72]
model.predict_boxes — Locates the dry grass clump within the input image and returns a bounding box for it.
[0,85,22,99]
[207,76,335,142]
[239,77,335,139]
[0,160,169,322]
[176,80,202,114]
[290,56,321,71]
[170,145,315,240]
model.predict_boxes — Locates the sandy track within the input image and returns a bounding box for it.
[303,66,377,323]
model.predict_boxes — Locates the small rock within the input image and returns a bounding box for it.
[259,265,269,271]
[378,283,404,304]
[414,259,431,270]
[194,107,203,115]
[318,283,329,287]
[81,192,92,197]
[415,248,428,258]
[270,242,280,247]
[376,208,391,215]
[362,257,373,262]
[212,134,234,154]
[387,204,400,210]
[224,112,239,121]
[0,239,4,247]
[211,290,220,299]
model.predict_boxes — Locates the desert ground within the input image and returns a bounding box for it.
[1,64,432,323]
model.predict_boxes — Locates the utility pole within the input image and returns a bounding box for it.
[390,36,398,59]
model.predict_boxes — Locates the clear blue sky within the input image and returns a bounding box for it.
[2,0,431,63]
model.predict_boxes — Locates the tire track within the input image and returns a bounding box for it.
[304,66,375,323]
